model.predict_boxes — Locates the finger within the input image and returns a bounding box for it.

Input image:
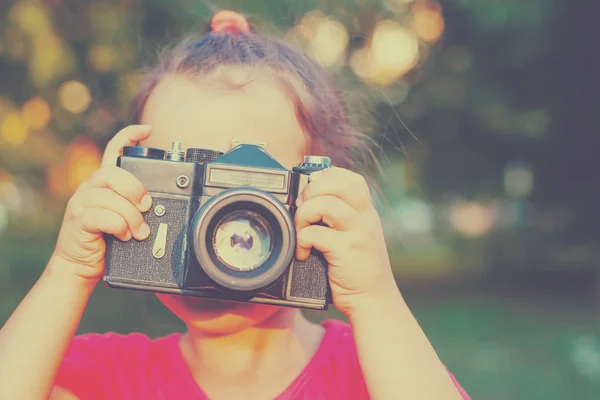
[83,188,149,240]
[294,195,358,232]
[78,208,131,242]
[101,125,152,167]
[299,168,372,213]
[86,166,152,212]
[296,224,345,261]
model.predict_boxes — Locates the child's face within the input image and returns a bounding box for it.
[138,69,309,334]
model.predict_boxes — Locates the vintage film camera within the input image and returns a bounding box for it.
[103,142,333,310]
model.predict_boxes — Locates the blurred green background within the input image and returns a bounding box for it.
[1,0,599,398]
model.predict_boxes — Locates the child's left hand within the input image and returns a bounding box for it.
[294,167,399,316]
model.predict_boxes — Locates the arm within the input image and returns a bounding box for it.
[0,257,93,400]
[348,287,469,400]
[0,125,152,400]
[294,167,469,400]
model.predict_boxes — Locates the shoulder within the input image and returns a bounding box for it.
[60,330,180,371]
[321,319,356,349]
[318,319,471,400]
[54,331,180,399]
[289,319,369,398]
[319,319,361,366]
[319,319,362,372]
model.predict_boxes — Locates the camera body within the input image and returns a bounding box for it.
[103,142,333,310]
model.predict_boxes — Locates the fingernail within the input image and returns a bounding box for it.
[138,223,150,239]
[140,124,152,131]
[309,171,323,182]
[140,194,152,211]
[296,191,304,206]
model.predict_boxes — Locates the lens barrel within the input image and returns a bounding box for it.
[190,188,295,292]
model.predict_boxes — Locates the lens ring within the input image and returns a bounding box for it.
[212,210,274,272]
[190,188,295,292]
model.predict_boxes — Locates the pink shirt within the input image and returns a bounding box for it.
[55,319,470,399]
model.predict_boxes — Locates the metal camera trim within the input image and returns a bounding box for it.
[190,187,296,292]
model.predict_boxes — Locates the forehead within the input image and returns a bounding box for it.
[138,71,308,169]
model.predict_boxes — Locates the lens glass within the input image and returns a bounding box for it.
[212,210,273,271]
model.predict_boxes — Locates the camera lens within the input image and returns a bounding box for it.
[190,187,296,292]
[213,210,273,271]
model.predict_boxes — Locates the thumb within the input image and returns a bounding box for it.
[101,125,152,167]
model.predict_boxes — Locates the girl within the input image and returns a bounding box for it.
[0,10,470,400]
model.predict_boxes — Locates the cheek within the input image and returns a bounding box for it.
[155,294,282,333]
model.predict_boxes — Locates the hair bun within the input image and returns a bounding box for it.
[211,10,250,34]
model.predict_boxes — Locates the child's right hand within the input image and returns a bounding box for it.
[51,125,153,282]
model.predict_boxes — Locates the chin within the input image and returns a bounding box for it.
[156,293,285,335]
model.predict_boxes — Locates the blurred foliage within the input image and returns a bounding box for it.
[1,0,599,281]
[1,0,599,398]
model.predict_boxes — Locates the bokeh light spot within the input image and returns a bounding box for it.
[291,11,349,68]
[309,16,349,68]
[10,0,53,36]
[372,20,419,77]
[412,6,445,43]
[1,112,29,146]
[504,162,534,198]
[21,97,51,130]
[352,20,420,86]
[30,35,75,87]
[47,137,102,199]
[449,202,497,238]
[58,80,92,114]
[66,138,102,192]
[89,45,115,73]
